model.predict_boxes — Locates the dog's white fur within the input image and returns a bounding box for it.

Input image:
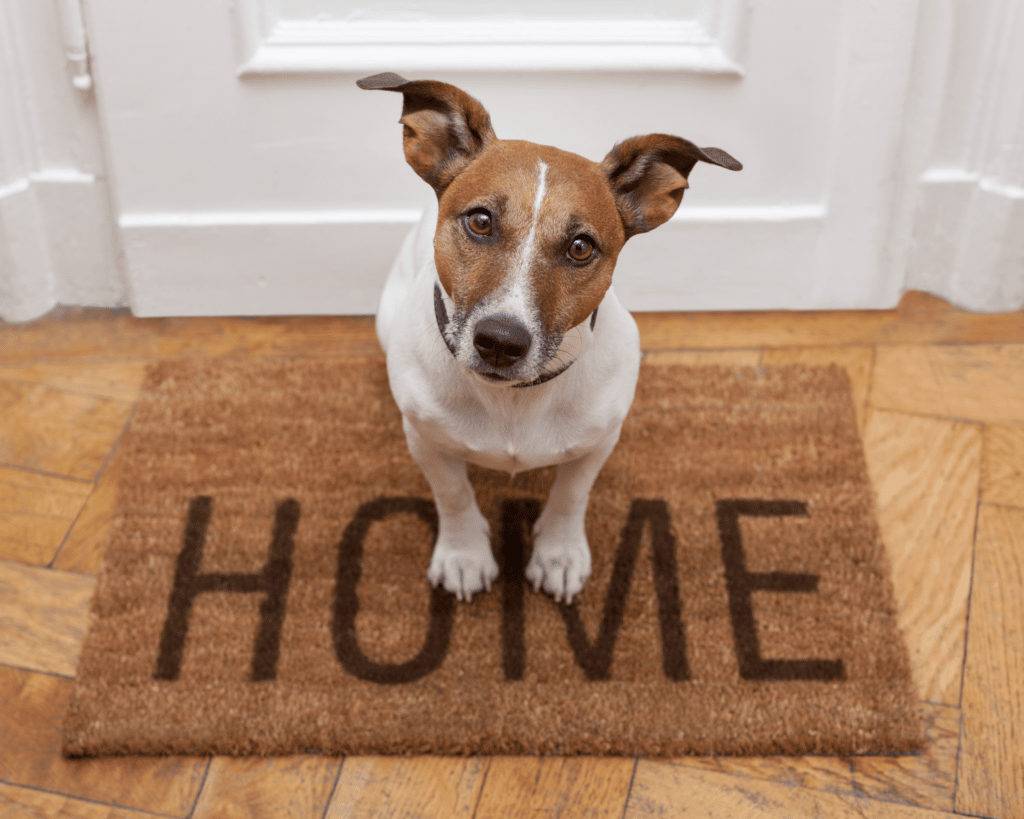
[377,192,640,603]
[362,72,739,604]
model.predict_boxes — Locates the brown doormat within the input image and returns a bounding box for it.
[63,358,922,758]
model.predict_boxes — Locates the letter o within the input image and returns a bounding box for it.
[332,497,454,684]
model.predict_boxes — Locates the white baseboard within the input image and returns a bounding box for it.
[119,204,847,317]
[908,171,1024,312]
[615,206,828,312]
[121,210,420,317]
[35,174,127,309]
[1,173,126,322]
[0,182,55,323]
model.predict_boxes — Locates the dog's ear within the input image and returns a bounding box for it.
[357,72,497,196]
[601,134,741,239]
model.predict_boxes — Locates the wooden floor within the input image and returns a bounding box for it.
[1,292,1022,818]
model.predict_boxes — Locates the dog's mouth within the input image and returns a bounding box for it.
[473,362,572,388]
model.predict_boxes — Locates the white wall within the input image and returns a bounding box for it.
[0,0,125,323]
[1,0,1022,322]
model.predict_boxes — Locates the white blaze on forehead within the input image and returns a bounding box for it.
[507,159,548,305]
[526,159,548,244]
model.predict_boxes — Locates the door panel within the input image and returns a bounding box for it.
[84,0,920,315]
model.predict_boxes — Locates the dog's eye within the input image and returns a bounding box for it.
[568,236,595,262]
[466,210,492,236]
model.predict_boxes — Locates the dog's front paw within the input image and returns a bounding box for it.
[427,543,499,602]
[526,523,592,605]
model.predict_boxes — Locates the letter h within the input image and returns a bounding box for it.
[154,495,299,683]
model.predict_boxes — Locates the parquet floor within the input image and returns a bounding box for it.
[0,291,1021,818]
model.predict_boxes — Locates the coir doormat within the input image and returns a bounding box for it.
[63,358,922,758]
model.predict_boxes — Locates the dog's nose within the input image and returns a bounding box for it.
[473,315,532,368]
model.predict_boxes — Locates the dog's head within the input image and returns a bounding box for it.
[358,73,741,387]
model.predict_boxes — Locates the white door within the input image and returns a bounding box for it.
[83,0,922,316]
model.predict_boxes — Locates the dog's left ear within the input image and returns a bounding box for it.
[357,72,497,196]
[602,134,741,239]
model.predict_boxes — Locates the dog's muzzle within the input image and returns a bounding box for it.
[433,281,597,388]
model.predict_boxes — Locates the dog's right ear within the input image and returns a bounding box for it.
[357,72,497,196]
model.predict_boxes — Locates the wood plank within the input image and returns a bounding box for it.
[643,349,761,366]
[53,452,123,575]
[957,504,1024,819]
[474,757,635,819]
[0,362,146,403]
[635,291,1024,351]
[0,308,382,365]
[669,702,958,813]
[325,756,487,818]
[191,756,342,819]
[667,753,853,799]
[0,381,131,481]
[0,560,94,676]
[862,410,980,704]
[982,424,1024,509]
[0,666,207,817]
[762,346,874,431]
[4,293,1023,366]
[871,344,1024,424]
[847,703,959,812]
[0,466,92,565]
[0,781,157,819]
[626,762,959,818]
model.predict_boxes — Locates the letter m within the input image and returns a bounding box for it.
[503,499,690,682]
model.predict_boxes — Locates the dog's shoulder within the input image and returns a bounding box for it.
[376,198,439,352]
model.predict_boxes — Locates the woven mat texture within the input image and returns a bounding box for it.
[63,359,922,757]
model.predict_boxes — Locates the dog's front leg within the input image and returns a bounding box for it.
[402,419,497,601]
[527,426,622,604]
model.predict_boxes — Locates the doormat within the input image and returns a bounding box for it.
[63,358,922,758]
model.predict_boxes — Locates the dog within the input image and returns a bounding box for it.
[359,72,741,604]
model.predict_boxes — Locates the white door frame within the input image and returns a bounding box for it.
[0,0,124,323]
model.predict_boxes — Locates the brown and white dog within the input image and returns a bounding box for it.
[359,73,740,603]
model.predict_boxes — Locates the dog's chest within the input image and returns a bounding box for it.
[408,387,609,474]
